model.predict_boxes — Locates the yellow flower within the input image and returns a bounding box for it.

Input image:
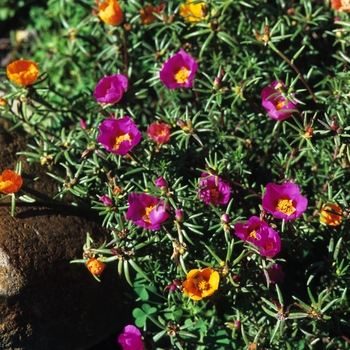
[6,60,39,86]
[98,0,123,26]
[86,258,106,275]
[182,267,219,300]
[320,203,343,226]
[179,0,206,23]
[0,170,23,194]
[140,6,158,25]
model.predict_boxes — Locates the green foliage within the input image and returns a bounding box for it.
[1,0,350,348]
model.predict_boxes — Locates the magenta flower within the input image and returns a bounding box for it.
[262,182,308,221]
[147,123,171,143]
[118,325,144,350]
[155,176,168,188]
[234,216,281,258]
[261,80,298,121]
[266,264,285,284]
[259,226,281,258]
[198,173,230,205]
[99,195,113,206]
[93,74,128,104]
[175,208,184,222]
[159,50,198,89]
[97,116,141,156]
[126,193,170,230]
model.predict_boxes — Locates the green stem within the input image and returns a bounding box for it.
[268,41,317,104]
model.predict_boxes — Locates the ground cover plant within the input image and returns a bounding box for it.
[0,0,350,349]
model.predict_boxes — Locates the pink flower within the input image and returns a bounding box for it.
[79,119,87,129]
[262,182,308,221]
[126,193,170,230]
[97,116,141,156]
[155,176,168,188]
[93,74,128,104]
[175,208,184,222]
[147,123,171,143]
[198,173,230,205]
[261,80,298,121]
[99,195,113,206]
[221,213,229,223]
[266,264,285,284]
[118,325,144,350]
[159,49,198,89]
[234,216,281,258]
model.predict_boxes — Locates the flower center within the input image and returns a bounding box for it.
[142,205,155,223]
[210,188,219,201]
[194,276,209,291]
[249,230,258,240]
[263,242,274,251]
[174,67,190,84]
[276,199,296,216]
[114,133,131,150]
[275,99,286,110]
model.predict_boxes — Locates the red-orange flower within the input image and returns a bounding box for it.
[98,0,123,26]
[330,0,350,12]
[182,267,220,300]
[319,203,343,226]
[0,170,23,194]
[140,6,158,24]
[147,123,170,143]
[86,258,106,275]
[6,60,39,86]
[0,98,7,107]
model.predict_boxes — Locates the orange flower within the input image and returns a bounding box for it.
[182,267,220,300]
[330,0,350,12]
[0,98,7,107]
[98,0,123,26]
[320,203,343,226]
[140,6,158,24]
[179,0,206,23]
[86,258,106,275]
[6,60,39,87]
[0,170,23,194]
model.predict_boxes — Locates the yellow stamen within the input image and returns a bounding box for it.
[114,133,131,150]
[249,230,258,240]
[142,205,155,223]
[277,199,296,216]
[174,67,190,84]
[194,276,209,291]
[276,99,286,110]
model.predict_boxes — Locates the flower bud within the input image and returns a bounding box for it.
[155,176,168,188]
[175,209,184,222]
[99,195,113,206]
[221,213,229,223]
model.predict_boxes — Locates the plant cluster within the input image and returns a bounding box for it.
[0,0,350,349]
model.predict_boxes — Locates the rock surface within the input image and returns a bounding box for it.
[0,118,126,350]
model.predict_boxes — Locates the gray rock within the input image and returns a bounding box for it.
[0,118,126,349]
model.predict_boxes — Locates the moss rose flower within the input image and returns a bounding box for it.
[126,193,170,230]
[261,80,298,121]
[159,50,198,89]
[6,59,39,86]
[331,0,350,12]
[97,116,141,156]
[319,202,342,226]
[198,173,230,205]
[118,325,144,350]
[179,0,206,23]
[182,267,220,301]
[147,123,171,143]
[234,216,281,258]
[86,258,105,275]
[266,264,285,284]
[98,0,123,26]
[93,74,128,104]
[0,170,23,194]
[262,182,308,221]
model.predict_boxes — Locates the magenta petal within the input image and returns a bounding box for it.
[93,74,128,104]
[198,174,230,205]
[159,49,198,89]
[149,203,170,225]
[118,325,144,350]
